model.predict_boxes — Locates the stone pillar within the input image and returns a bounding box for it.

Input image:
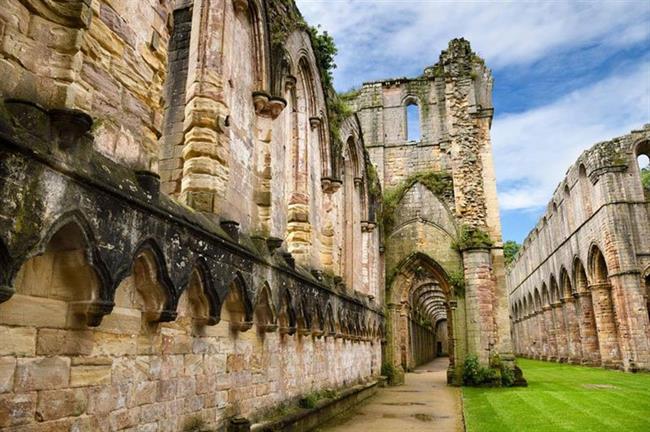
[590,282,622,368]
[576,291,601,365]
[609,272,650,371]
[463,249,494,364]
[525,315,534,357]
[551,302,567,362]
[562,296,583,363]
[386,303,405,384]
[181,0,231,212]
[542,305,557,361]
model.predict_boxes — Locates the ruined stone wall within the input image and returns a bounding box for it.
[347,39,515,383]
[507,126,650,371]
[0,0,384,429]
[0,0,172,169]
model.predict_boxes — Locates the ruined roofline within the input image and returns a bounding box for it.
[358,37,488,89]
[508,124,650,270]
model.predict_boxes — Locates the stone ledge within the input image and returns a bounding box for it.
[251,380,379,432]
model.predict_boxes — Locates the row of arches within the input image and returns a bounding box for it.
[0,212,382,343]
[514,138,650,271]
[510,246,630,368]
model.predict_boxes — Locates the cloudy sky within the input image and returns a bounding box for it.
[295,0,650,242]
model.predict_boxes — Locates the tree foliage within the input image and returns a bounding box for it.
[503,240,521,265]
[308,25,337,90]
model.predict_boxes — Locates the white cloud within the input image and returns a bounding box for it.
[295,0,650,212]
[296,0,650,90]
[493,62,650,210]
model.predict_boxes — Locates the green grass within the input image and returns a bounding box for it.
[462,358,650,432]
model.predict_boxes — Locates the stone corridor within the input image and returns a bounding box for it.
[319,357,463,432]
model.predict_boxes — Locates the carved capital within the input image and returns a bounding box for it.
[321,177,342,194]
[285,75,297,91]
[309,117,322,129]
[361,221,377,232]
[230,321,253,332]
[252,92,287,119]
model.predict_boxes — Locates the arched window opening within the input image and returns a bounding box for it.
[636,142,649,200]
[406,102,421,142]
[578,164,593,218]
[645,274,650,321]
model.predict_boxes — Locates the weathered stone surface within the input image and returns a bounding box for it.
[0,327,36,357]
[508,127,650,371]
[15,357,70,392]
[0,357,16,393]
[35,388,87,421]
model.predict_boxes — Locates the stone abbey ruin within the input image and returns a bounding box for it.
[0,0,647,430]
[508,127,650,371]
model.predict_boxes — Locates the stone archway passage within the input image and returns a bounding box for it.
[386,253,457,383]
[319,357,463,431]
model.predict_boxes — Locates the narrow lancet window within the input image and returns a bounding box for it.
[406,102,421,142]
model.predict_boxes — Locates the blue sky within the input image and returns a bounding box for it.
[296,0,650,242]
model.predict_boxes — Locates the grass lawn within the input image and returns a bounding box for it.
[462,358,650,432]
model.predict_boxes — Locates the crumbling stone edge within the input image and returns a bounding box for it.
[248,379,384,432]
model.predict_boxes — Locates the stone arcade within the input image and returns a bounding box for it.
[0,0,515,430]
[507,127,650,371]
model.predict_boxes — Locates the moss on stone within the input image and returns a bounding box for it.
[452,225,494,251]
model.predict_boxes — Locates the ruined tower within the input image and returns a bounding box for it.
[345,39,515,383]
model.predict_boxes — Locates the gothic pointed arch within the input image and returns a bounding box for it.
[254,281,277,333]
[177,260,219,329]
[221,272,254,332]
[278,288,297,336]
[131,239,178,325]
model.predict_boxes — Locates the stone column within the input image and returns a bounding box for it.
[562,296,583,363]
[576,291,601,365]
[608,272,650,371]
[463,249,494,364]
[534,310,546,359]
[542,305,557,361]
[590,282,622,368]
[523,315,532,357]
[551,302,567,362]
[181,0,231,212]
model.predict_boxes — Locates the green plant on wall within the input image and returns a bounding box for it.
[503,240,521,265]
[642,167,650,200]
[448,268,466,297]
[452,225,494,251]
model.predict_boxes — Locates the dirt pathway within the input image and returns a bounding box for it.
[317,357,464,431]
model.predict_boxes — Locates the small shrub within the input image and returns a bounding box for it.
[501,365,516,387]
[462,354,482,386]
[463,354,502,387]
[381,362,400,385]
[299,393,319,409]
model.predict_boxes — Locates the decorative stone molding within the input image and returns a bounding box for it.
[361,221,377,232]
[285,75,297,91]
[309,116,322,129]
[252,91,287,119]
[321,177,342,194]
[232,0,249,14]
[230,321,254,332]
